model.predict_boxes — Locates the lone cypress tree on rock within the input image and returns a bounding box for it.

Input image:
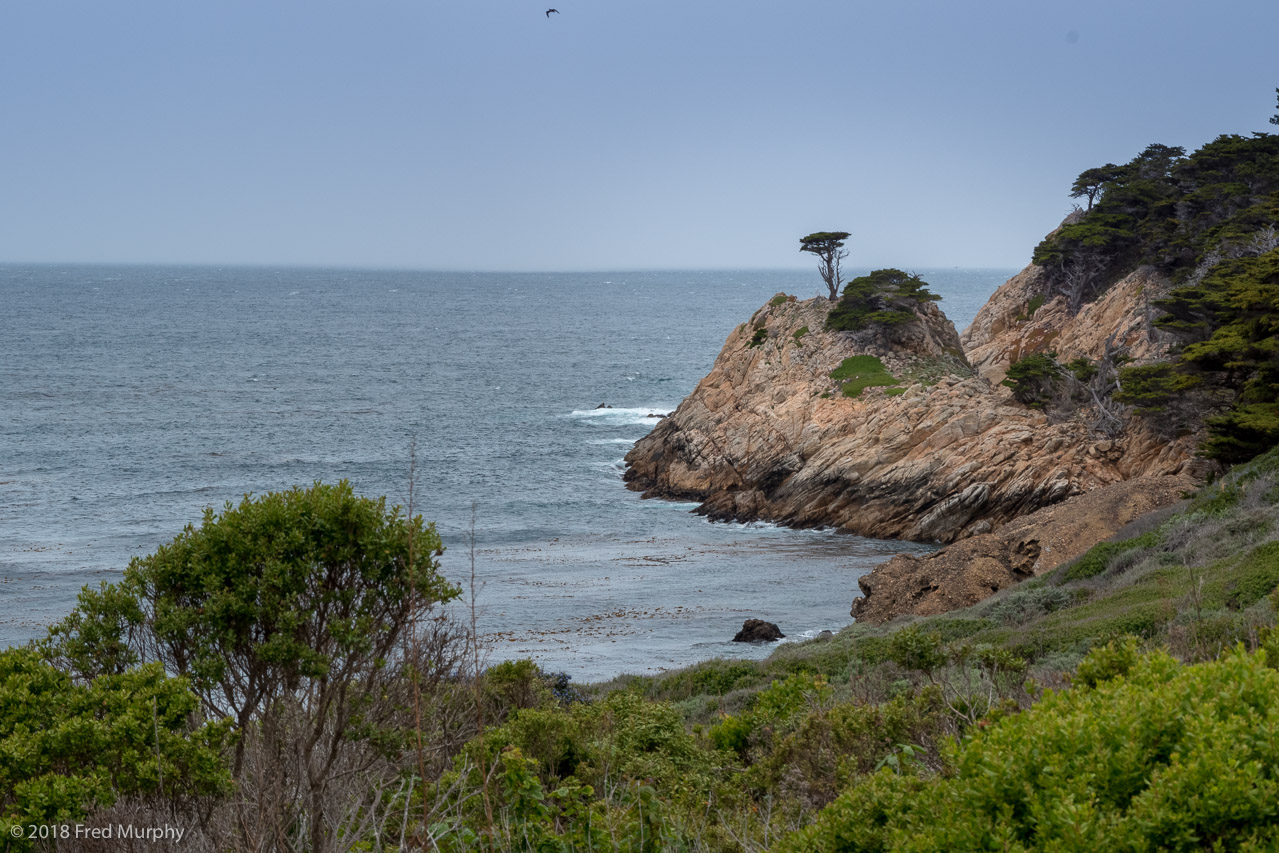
[799,231,851,300]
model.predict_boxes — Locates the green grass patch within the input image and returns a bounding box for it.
[1060,530,1163,581]
[792,325,809,345]
[1203,540,1279,610]
[830,355,899,398]
[1028,293,1046,316]
[769,294,789,307]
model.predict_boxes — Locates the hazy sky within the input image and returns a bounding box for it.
[2,0,1276,271]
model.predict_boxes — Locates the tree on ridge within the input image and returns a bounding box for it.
[799,231,851,301]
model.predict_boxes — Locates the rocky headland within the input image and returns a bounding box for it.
[624,255,1210,622]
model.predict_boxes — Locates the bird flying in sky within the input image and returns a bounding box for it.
[546,8,558,17]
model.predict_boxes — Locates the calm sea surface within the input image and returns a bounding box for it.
[0,265,1012,681]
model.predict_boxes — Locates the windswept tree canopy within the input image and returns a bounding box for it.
[799,231,851,301]
[825,268,940,332]
[1069,163,1122,210]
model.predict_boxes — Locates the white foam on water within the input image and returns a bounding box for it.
[568,407,671,426]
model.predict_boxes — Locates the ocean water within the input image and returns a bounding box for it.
[0,264,1013,681]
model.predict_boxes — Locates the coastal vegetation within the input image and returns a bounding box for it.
[824,268,941,333]
[798,231,851,301]
[1028,131,1279,461]
[6,445,1279,850]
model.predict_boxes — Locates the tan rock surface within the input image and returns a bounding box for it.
[624,288,1198,544]
[849,475,1194,624]
[963,263,1177,386]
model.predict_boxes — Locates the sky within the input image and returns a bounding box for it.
[2,0,1277,271]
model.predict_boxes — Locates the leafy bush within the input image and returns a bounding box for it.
[826,269,940,332]
[783,646,1279,852]
[886,626,946,675]
[0,649,231,846]
[1072,635,1142,687]
[42,481,461,852]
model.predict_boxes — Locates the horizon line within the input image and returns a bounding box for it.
[0,259,1027,276]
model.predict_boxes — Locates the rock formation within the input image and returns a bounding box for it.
[624,254,1212,619]
[963,263,1177,386]
[850,474,1192,623]
[733,619,785,643]
[625,279,1197,545]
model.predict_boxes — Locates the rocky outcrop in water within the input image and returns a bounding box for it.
[623,276,1199,546]
[733,619,785,643]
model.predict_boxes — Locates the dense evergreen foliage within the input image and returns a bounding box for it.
[1033,135,1279,290]
[1030,131,1279,461]
[825,269,941,332]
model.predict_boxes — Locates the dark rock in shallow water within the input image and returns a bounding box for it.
[733,619,784,643]
[646,413,667,418]
[595,403,613,409]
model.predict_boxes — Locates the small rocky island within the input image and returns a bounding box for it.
[625,249,1208,622]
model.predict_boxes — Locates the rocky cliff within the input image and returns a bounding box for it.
[962,263,1177,386]
[625,271,1197,543]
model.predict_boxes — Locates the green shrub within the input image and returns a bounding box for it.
[1073,635,1142,687]
[753,693,944,807]
[0,649,231,844]
[769,293,789,307]
[748,327,768,348]
[1001,351,1061,407]
[783,647,1279,852]
[792,325,809,344]
[886,626,945,675]
[484,659,553,716]
[826,269,941,332]
[707,713,752,758]
[985,584,1074,626]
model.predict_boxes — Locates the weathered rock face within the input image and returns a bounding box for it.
[624,279,1200,545]
[963,264,1178,387]
[849,474,1193,624]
